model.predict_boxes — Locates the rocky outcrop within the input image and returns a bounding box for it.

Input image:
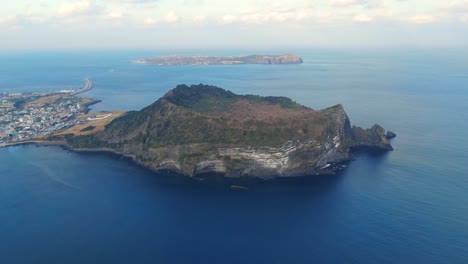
[351,125,393,151]
[63,84,394,180]
[386,131,397,139]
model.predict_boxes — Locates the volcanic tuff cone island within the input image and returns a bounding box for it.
[63,84,394,180]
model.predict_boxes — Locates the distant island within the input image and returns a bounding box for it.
[132,54,303,66]
[45,84,395,181]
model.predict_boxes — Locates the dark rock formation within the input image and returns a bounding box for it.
[386,131,397,139]
[351,125,393,151]
[63,84,393,180]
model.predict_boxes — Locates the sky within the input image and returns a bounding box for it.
[1,0,468,50]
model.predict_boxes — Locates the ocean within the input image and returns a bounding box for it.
[0,48,467,263]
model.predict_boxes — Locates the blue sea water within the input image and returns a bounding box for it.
[0,48,467,263]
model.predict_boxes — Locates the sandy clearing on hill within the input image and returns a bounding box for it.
[54,111,127,136]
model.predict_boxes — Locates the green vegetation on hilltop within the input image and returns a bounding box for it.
[164,84,238,113]
[165,84,304,112]
[67,84,338,149]
[243,94,304,110]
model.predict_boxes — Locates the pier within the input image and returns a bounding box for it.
[70,79,94,95]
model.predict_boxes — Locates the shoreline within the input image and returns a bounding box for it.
[83,99,102,114]
[0,139,352,183]
[1,139,351,189]
[0,139,134,159]
[0,140,68,148]
[0,139,145,168]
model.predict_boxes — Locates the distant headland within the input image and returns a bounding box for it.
[132,54,303,66]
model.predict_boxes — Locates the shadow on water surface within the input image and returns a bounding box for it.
[6,143,392,197]
[54,143,395,195]
[350,147,392,170]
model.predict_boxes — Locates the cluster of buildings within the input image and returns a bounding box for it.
[0,94,87,145]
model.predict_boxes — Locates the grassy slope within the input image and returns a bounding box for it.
[67,84,340,149]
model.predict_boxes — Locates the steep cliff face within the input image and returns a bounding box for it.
[65,84,393,179]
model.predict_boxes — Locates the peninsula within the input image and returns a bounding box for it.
[0,80,105,145]
[53,84,395,180]
[132,54,303,66]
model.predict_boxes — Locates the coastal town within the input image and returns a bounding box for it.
[0,80,97,146]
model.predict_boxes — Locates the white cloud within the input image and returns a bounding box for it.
[329,0,381,8]
[193,15,206,24]
[268,2,298,13]
[165,11,179,23]
[220,14,237,24]
[0,13,49,29]
[111,0,158,3]
[3,0,468,49]
[142,11,179,26]
[444,1,468,11]
[408,15,436,24]
[351,10,393,23]
[219,8,314,25]
[442,1,468,21]
[229,2,313,24]
[461,14,468,22]
[0,15,18,27]
[57,0,96,17]
[330,0,358,7]
[303,0,315,9]
[270,11,311,22]
[107,0,158,7]
[314,11,333,23]
[353,14,373,22]
[144,17,158,25]
[105,11,124,19]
